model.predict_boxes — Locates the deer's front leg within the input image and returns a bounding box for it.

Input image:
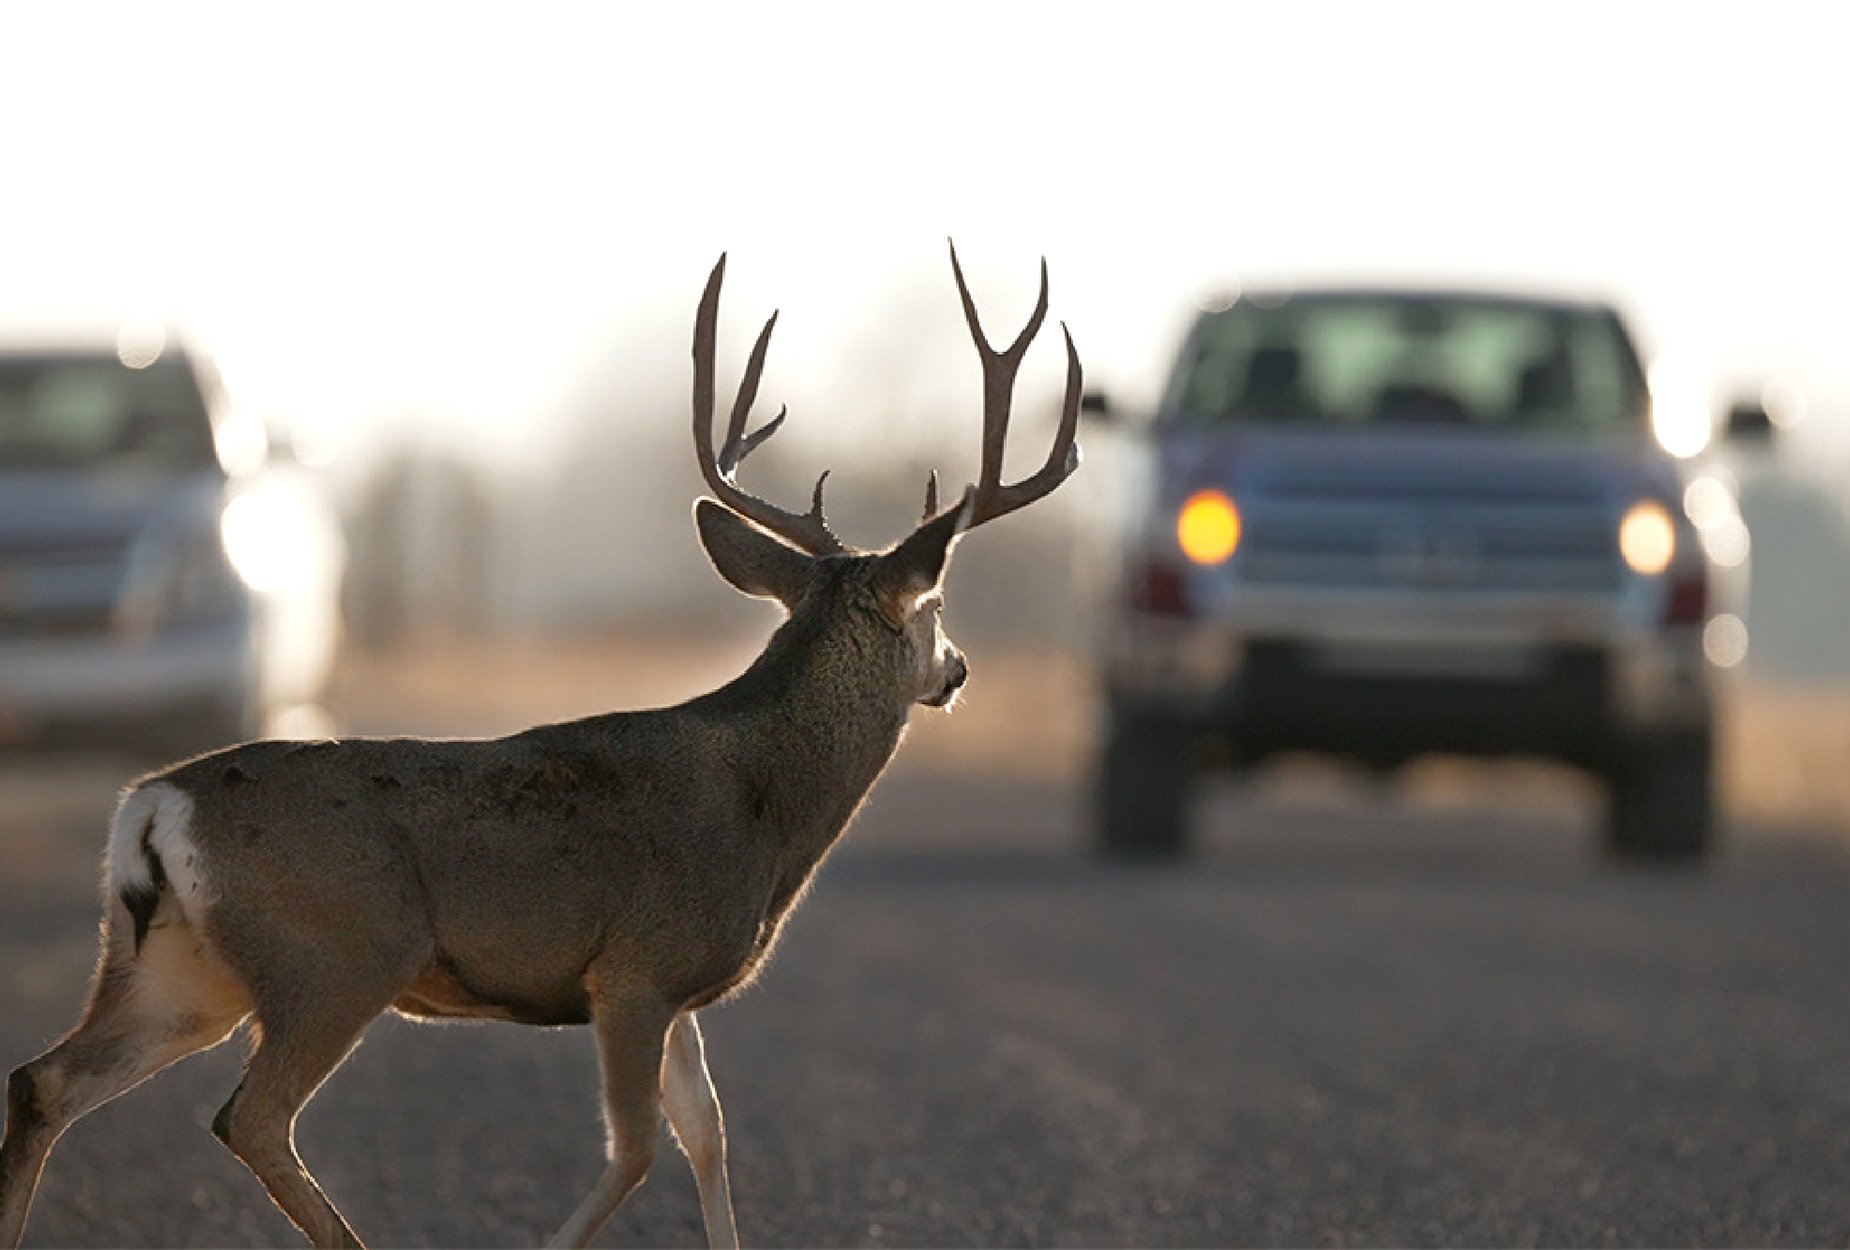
[547,979,675,1250]
[663,1013,739,1250]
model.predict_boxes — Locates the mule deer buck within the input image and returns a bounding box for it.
[0,241,1081,1249]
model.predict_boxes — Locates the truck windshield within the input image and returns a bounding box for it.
[0,352,220,472]
[1172,294,1650,434]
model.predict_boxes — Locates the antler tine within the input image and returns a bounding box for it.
[968,321,1084,524]
[692,255,847,556]
[949,241,1050,508]
[946,239,1082,530]
[718,311,782,472]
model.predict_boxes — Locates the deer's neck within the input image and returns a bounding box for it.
[702,610,911,880]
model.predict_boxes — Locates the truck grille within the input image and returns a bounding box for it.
[1238,503,1619,593]
[0,543,126,637]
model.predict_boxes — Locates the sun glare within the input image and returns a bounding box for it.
[114,319,166,369]
[1703,613,1749,669]
[1647,358,1711,459]
[1761,375,1809,429]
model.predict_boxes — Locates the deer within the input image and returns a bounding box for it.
[0,240,1082,1250]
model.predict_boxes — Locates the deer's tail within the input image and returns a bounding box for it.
[107,782,198,954]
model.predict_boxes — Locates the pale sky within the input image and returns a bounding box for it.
[2,1,1845,474]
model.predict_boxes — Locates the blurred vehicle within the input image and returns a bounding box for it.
[1087,288,1749,862]
[0,333,344,758]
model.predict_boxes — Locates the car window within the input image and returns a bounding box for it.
[0,352,220,471]
[1172,296,1649,434]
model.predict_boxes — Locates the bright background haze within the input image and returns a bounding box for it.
[2,2,1845,480]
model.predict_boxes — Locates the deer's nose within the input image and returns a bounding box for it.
[924,653,968,708]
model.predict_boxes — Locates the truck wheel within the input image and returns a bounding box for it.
[1603,731,1715,863]
[1095,713,1193,859]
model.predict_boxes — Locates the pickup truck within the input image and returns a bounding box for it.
[1089,288,1749,862]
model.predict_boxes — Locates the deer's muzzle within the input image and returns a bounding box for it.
[924,654,968,708]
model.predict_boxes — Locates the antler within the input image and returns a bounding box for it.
[693,255,847,556]
[944,239,1084,530]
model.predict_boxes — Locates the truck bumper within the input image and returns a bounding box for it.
[0,619,259,749]
[1105,600,1712,768]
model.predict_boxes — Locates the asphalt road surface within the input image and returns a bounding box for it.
[2,751,1848,1248]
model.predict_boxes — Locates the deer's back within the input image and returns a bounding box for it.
[155,715,780,1015]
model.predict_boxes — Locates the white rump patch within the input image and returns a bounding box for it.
[109,782,205,907]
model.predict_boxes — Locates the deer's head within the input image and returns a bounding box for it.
[690,242,1082,710]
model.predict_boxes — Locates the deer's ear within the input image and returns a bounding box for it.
[873,490,970,621]
[695,498,815,606]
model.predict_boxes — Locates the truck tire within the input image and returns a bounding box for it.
[1603,730,1715,863]
[1095,712,1193,859]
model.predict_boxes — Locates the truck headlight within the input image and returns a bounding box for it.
[220,478,341,595]
[1177,490,1241,566]
[1619,500,1676,576]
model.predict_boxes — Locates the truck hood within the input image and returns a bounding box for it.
[1156,424,1681,511]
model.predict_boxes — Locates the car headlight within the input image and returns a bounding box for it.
[1619,499,1676,576]
[1177,489,1241,565]
[219,477,342,595]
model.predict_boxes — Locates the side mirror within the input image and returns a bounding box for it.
[1080,391,1115,423]
[1723,400,1776,444]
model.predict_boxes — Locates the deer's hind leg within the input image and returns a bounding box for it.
[662,1013,739,1250]
[1,904,251,1248]
[207,927,432,1250]
[210,1001,378,1249]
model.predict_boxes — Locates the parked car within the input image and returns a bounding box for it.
[1087,287,1748,862]
[0,332,344,758]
